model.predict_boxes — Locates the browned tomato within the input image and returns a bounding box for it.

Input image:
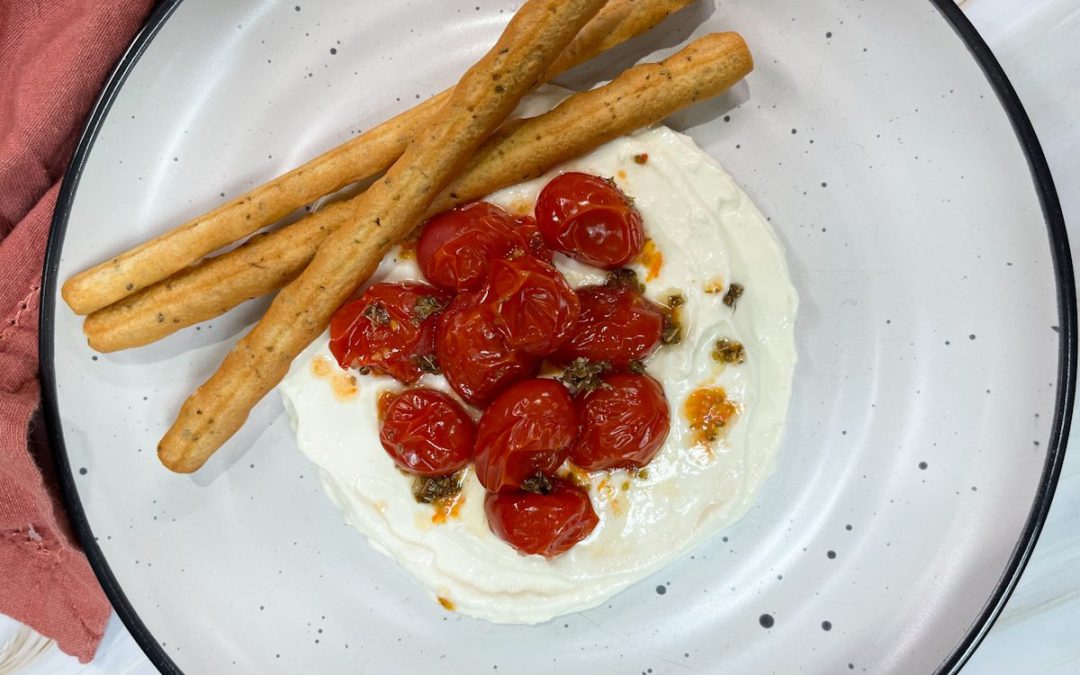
[435,292,540,407]
[480,255,580,356]
[551,283,665,368]
[379,388,476,477]
[417,202,526,292]
[570,373,670,471]
[473,379,577,492]
[485,479,598,557]
[329,281,451,384]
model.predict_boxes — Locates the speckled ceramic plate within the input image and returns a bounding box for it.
[42,0,1074,673]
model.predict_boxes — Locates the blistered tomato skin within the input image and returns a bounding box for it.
[551,284,665,368]
[482,256,580,357]
[513,215,554,263]
[417,202,525,292]
[570,373,671,471]
[329,281,452,385]
[535,172,645,269]
[435,293,540,407]
[485,479,599,557]
[380,389,476,477]
[473,379,578,492]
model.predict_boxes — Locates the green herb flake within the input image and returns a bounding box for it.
[413,353,441,375]
[665,292,686,308]
[414,295,448,323]
[363,301,391,327]
[606,268,645,293]
[660,292,686,346]
[723,283,744,310]
[559,358,612,394]
[520,473,554,496]
[712,338,746,365]
[412,472,463,504]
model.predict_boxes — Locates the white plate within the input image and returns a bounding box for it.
[42,0,1074,673]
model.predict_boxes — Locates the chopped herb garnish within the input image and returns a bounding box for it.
[413,353,441,375]
[712,338,746,365]
[412,472,463,504]
[606,268,645,293]
[628,360,647,375]
[661,292,686,346]
[363,301,390,326]
[520,473,554,495]
[723,283,744,310]
[356,366,372,375]
[661,320,682,345]
[559,358,612,394]
[414,295,447,323]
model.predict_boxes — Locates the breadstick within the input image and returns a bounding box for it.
[158,0,608,473]
[84,33,752,353]
[61,0,695,316]
[432,32,752,213]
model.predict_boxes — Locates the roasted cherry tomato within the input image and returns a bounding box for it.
[535,172,645,269]
[570,373,670,471]
[329,281,451,384]
[417,202,526,292]
[551,283,665,368]
[513,215,553,263]
[473,379,578,492]
[485,479,598,557]
[480,255,580,356]
[379,388,476,477]
[436,293,540,407]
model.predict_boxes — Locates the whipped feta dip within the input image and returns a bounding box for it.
[280,120,798,624]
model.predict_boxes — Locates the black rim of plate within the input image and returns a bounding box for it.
[38,1,1075,673]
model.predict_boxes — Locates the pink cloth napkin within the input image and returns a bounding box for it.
[0,0,153,662]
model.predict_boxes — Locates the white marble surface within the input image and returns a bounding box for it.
[2,1,1077,672]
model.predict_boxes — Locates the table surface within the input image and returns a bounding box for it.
[2,1,1077,672]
